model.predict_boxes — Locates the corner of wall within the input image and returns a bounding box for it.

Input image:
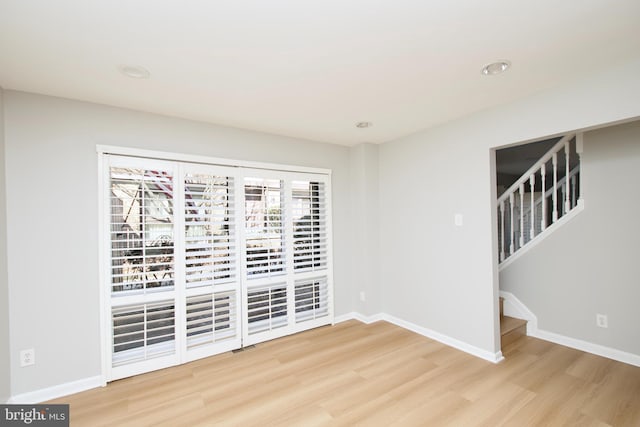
[348,143,382,315]
[0,85,12,403]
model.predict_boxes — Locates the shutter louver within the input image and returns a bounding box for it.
[184,173,236,288]
[247,284,288,335]
[244,178,285,278]
[292,181,327,272]
[110,167,175,294]
[112,300,176,367]
[295,277,329,323]
[186,292,237,349]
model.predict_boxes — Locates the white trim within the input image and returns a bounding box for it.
[530,329,640,368]
[333,312,383,325]
[499,291,538,334]
[499,200,584,271]
[500,291,640,367]
[8,376,104,404]
[97,152,109,385]
[333,312,504,364]
[96,145,331,176]
[333,312,359,324]
[381,313,504,364]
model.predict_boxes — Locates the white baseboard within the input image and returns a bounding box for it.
[381,313,504,364]
[8,375,105,404]
[334,312,384,324]
[499,291,640,367]
[530,329,640,368]
[334,311,503,364]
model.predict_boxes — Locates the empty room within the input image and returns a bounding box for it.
[1,1,640,426]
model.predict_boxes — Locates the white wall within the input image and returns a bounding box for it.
[3,91,354,396]
[501,120,640,357]
[0,87,11,402]
[378,58,640,357]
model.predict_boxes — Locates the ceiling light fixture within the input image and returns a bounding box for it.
[118,65,151,79]
[356,121,373,128]
[481,60,511,76]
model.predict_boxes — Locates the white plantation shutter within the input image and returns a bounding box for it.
[184,173,236,288]
[246,283,288,335]
[182,167,241,360]
[242,173,332,345]
[110,167,175,294]
[186,292,238,349]
[292,181,328,272]
[291,180,330,328]
[103,152,332,380]
[112,300,176,366]
[244,178,285,278]
[107,159,179,379]
[295,277,329,323]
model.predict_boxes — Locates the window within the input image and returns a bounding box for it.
[102,151,333,381]
[110,167,175,294]
[244,178,285,278]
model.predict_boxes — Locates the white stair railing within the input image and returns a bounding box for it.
[498,134,583,263]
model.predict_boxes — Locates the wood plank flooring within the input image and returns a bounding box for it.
[48,320,640,426]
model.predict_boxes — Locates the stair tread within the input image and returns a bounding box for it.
[501,315,527,336]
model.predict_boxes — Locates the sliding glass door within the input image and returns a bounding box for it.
[242,172,331,345]
[102,154,332,381]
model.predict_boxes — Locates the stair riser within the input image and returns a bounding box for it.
[501,324,526,348]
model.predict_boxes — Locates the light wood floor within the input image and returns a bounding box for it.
[49,320,640,426]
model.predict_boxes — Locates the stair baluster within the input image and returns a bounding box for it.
[500,200,505,262]
[541,163,547,231]
[497,133,581,264]
[564,141,571,214]
[509,192,515,256]
[519,183,525,248]
[552,152,558,222]
[529,173,535,240]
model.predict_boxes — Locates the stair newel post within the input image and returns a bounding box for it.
[519,183,525,248]
[529,174,535,240]
[499,200,505,261]
[509,192,515,256]
[541,163,547,231]
[552,152,558,223]
[564,140,571,214]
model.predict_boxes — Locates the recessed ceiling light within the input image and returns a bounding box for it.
[118,65,151,79]
[356,121,373,128]
[481,60,511,76]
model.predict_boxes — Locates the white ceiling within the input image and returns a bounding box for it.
[1,1,639,146]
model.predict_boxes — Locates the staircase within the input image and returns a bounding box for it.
[500,297,526,349]
[497,133,583,264]
[496,133,585,352]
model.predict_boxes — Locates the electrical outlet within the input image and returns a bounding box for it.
[359,291,366,302]
[596,314,608,328]
[20,349,35,367]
